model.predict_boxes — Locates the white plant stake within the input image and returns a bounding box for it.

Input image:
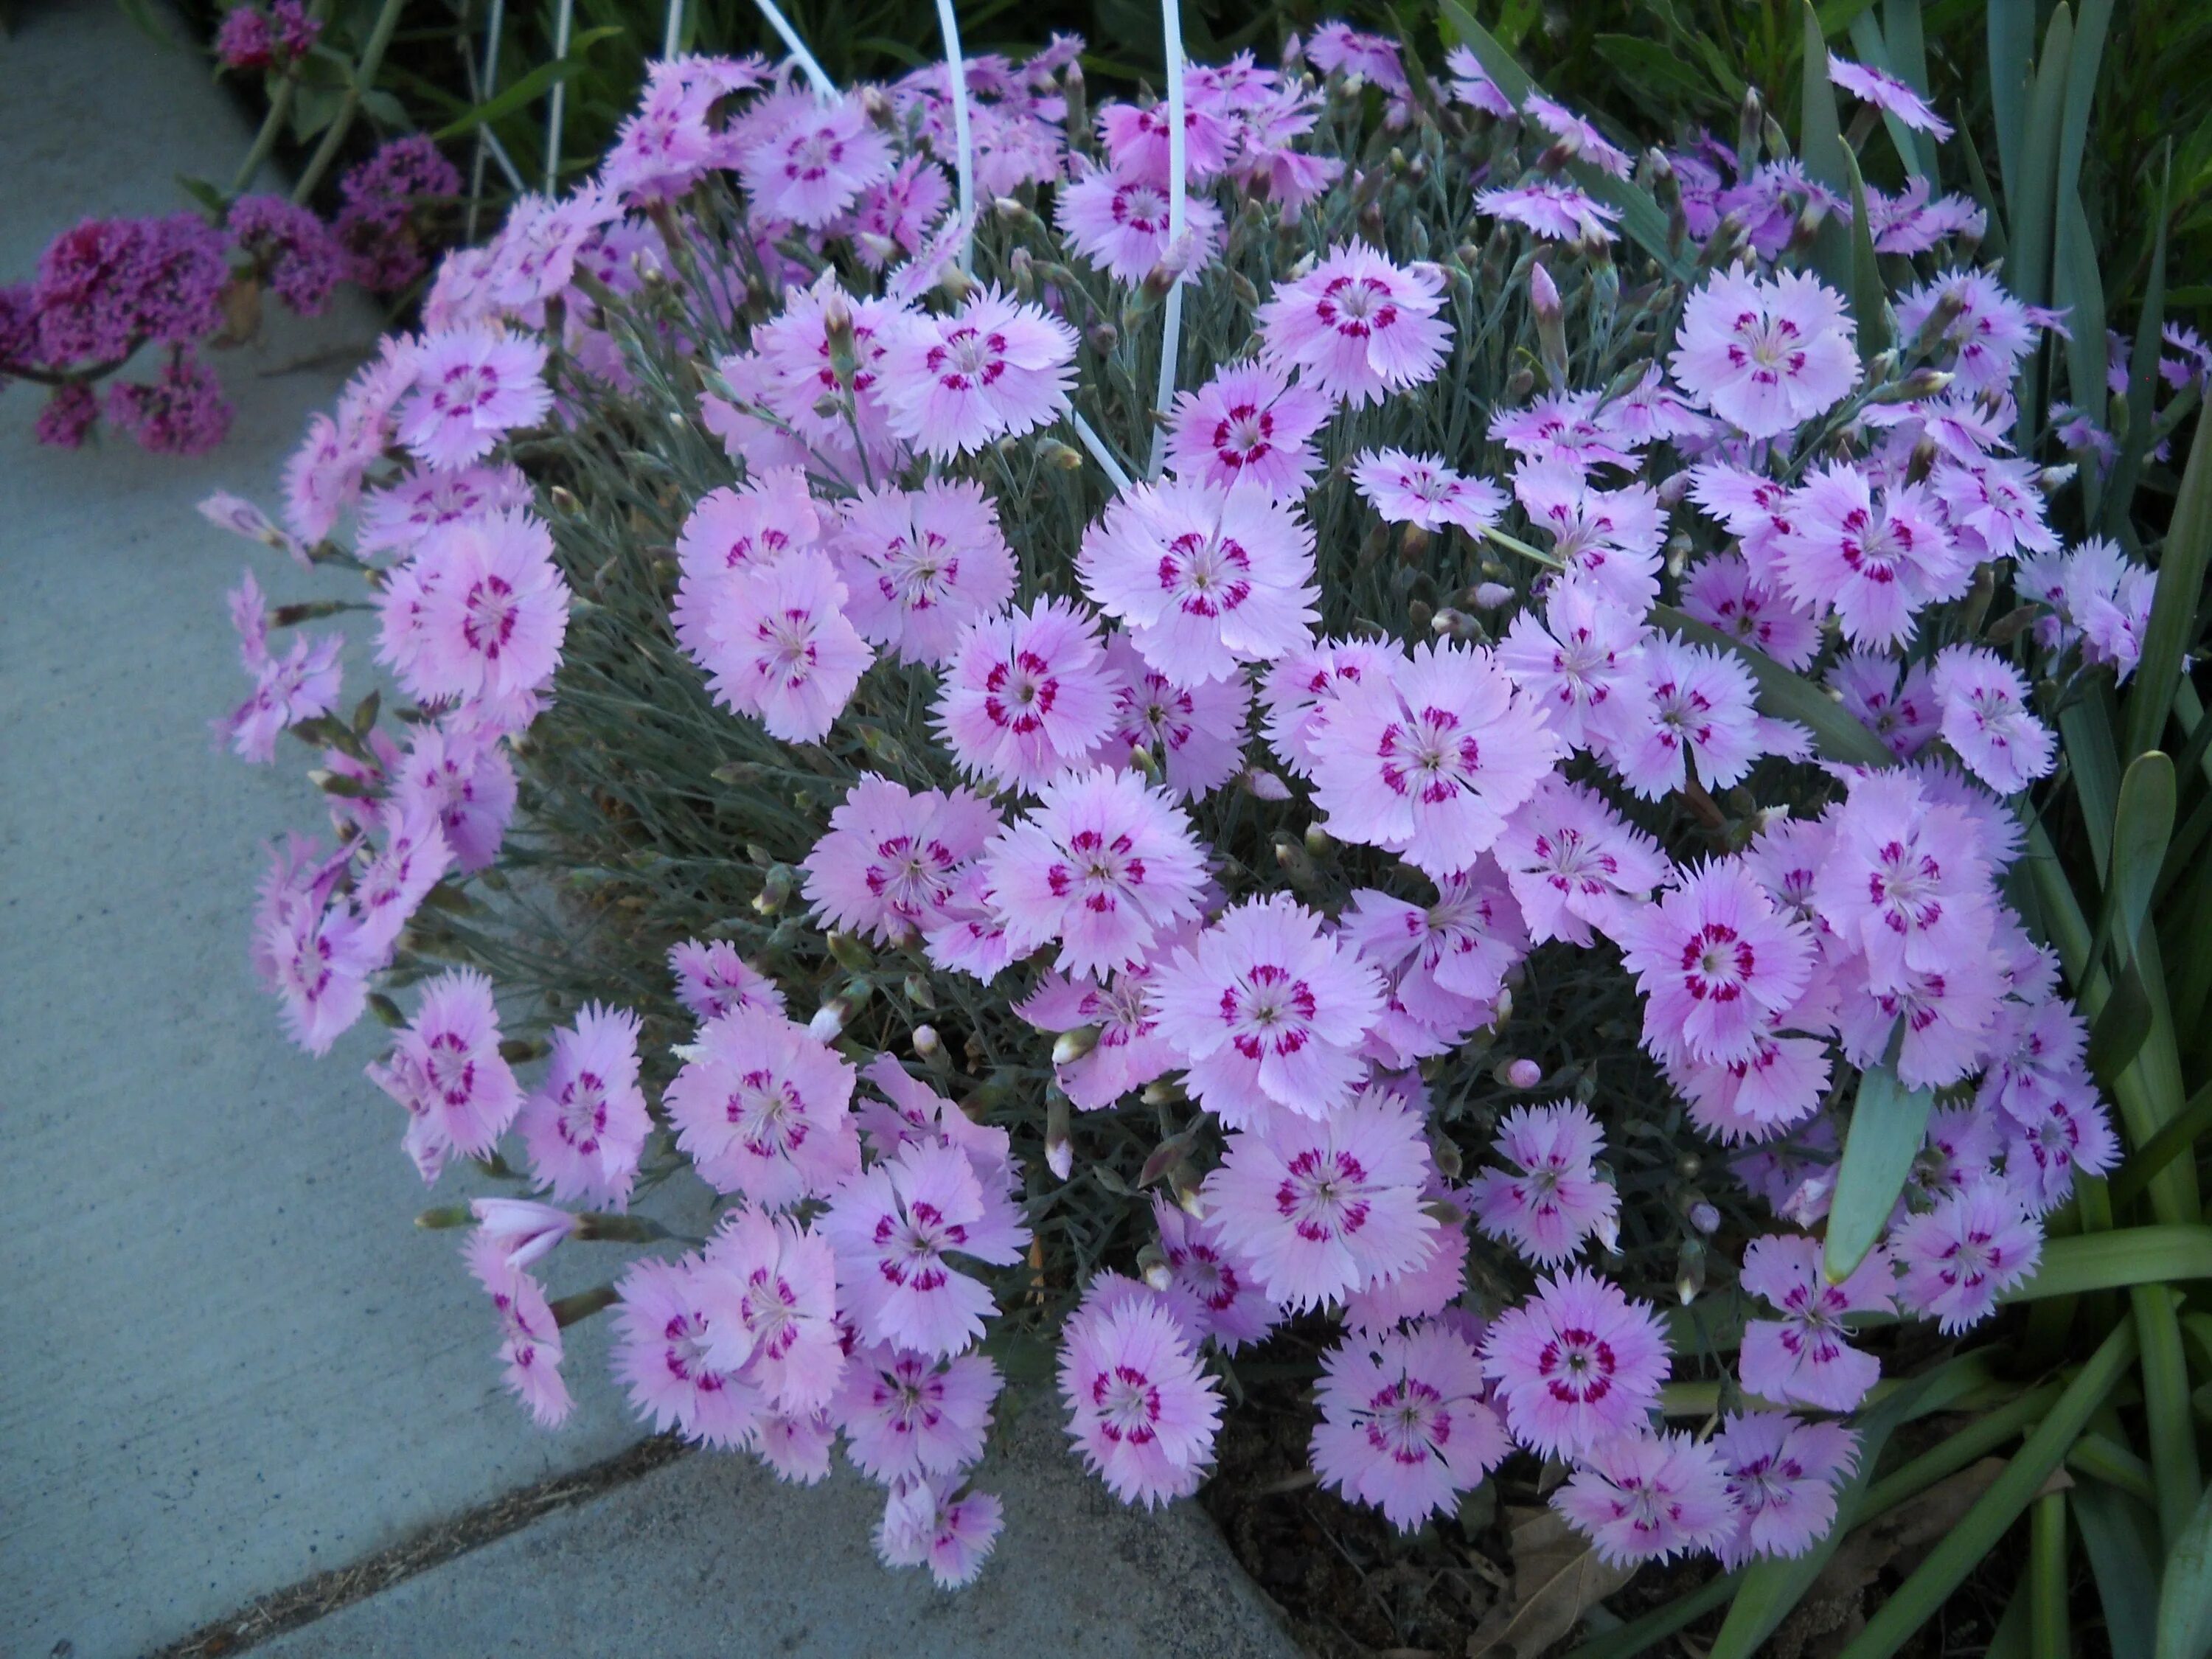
[933,0,978,273]
[1148,0,1188,477]
[663,0,686,60]
[543,0,575,193]
[750,0,838,100]
[466,0,524,241]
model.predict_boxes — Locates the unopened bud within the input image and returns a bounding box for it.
[827,929,873,972]
[1045,1091,1074,1180]
[1137,1243,1175,1293]
[1688,1200,1721,1234]
[1431,1135,1463,1180]
[1037,437,1085,470]
[1303,821,1335,859]
[752,863,794,915]
[416,1204,473,1229]
[911,1022,941,1056]
[1239,766,1293,801]
[1228,270,1261,309]
[1085,321,1117,355]
[1051,1024,1102,1067]
[809,998,852,1040]
[1127,743,1164,784]
[1471,581,1515,609]
[1503,1057,1543,1089]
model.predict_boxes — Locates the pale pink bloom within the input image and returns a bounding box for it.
[982,766,1206,978]
[1714,1412,1857,1566]
[698,550,873,742]
[667,939,786,1023]
[611,1255,761,1447]
[1895,268,2037,396]
[518,1004,650,1209]
[1077,478,1319,685]
[1776,465,1969,647]
[1686,462,1798,583]
[1015,945,1183,1112]
[875,1477,1005,1588]
[394,326,551,467]
[368,968,522,1161]
[1103,633,1251,800]
[1737,1234,1890,1411]
[1227,86,1344,212]
[1669,266,1860,439]
[1201,1091,1436,1310]
[1057,165,1222,286]
[1304,21,1408,91]
[1150,894,1387,1129]
[803,775,1000,945]
[356,462,532,558]
[2018,537,2154,677]
[1475,180,1621,243]
[1512,458,1663,610]
[1891,1179,2042,1332]
[1059,1278,1223,1506]
[1258,636,1406,777]
[934,597,1119,791]
[1614,860,1813,1068]
[1164,364,1330,498]
[1340,868,1528,1037]
[1671,1032,1834,1143]
[1682,553,1822,670]
[1343,1186,1472,1333]
[1600,364,1714,447]
[664,1004,860,1208]
[1152,1194,1277,1352]
[1443,45,1515,117]
[877,287,1077,459]
[1829,650,1941,758]
[1826,52,1952,136]
[1352,449,1507,535]
[1309,641,1562,877]
[1483,1270,1671,1458]
[220,617,344,763]
[1495,580,1651,757]
[854,1060,1029,1246]
[1836,953,2003,1091]
[709,277,906,481]
[1933,457,2059,563]
[830,477,1015,666]
[1996,1070,2118,1213]
[1096,97,1237,184]
[752,1406,837,1485]
[394,508,570,707]
[1812,771,1995,990]
[919,866,1021,981]
[468,1197,576,1274]
[1312,1319,1506,1531]
[842,155,953,269]
[280,413,363,544]
[252,838,374,1055]
[200,490,307,566]
[670,467,824,666]
[1608,636,1765,801]
[739,94,894,227]
[1255,243,1450,406]
[1471,1102,1618,1267]
[1931,646,2055,794]
[462,1231,571,1426]
[837,1345,1001,1483]
[1520,90,1632,174]
[824,1138,1030,1357]
[390,721,516,872]
[351,798,453,960]
[1554,1430,1737,1565]
[1494,778,1669,946]
[695,1208,844,1413]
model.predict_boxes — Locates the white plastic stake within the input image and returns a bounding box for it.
[1069,411,1135,494]
[933,0,977,273]
[750,0,838,100]
[663,0,685,60]
[543,0,574,193]
[1147,0,1187,476]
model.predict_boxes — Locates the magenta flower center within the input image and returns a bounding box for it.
[1222,961,1318,1057]
[1314,274,1398,340]
[1679,922,1755,1003]
[875,1199,967,1290]
[1158,530,1254,619]
[556,1069,610,1151]
[728,1067,810,1158]
[1047,825,1146,911]
[1274,1147,1372,1242]
[1361,1377,1449,1464]
[878,530,957,611]
[1093,1363,1163,1444]
[461,573,518,658]
[754,608,823,686]
[1537,1325,1618,1403]
[1377,705,1481,804]
[982,648,1059,733]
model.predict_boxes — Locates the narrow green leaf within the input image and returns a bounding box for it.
[2106,752,2177,969]
[1988,0,2034,198]
[2109,1080,2212,1211]
[2053,0,2112,250]
[1958,122,2010,261]
[2139,1287,2205,1545]
[2060,686,2124,882]
[1841,147,1892,359]
[2087,961,2156,1088]
[2124,397,2212,760]
[2157,1481,2212,1659]
[431,34,621,142]
[2030,1490,2069,1659]
[1882,0,1942,180]
[2069,1432,2159,1506]
[1798,1,1854,291]
[2074,1479,2162,1659]
[1653,607,1895,768]
[2010,3,2076,444]
[1825,1057,1935,1281]
[2105,147,2172,535]
[1565,1571,1738,1659]
[2059,189,2110,521]
[2004,1225,2212,1301]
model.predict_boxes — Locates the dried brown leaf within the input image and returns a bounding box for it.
[1464,1505,1634,1659]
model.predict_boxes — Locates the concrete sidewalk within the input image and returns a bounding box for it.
[0,7,1296,1656]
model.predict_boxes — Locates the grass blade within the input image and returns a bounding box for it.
[1988,0,2034,200]
[2074,1478,2162,1659]
[1826,1057,1934,1281]
[2124,393,2212,761]
[1798,1,1854,291]
[2109,1079,2212,1211]
[2105,146,2172,535]
[1842,147,1892,359]
[2106,751,2177,969]
[2009,3,2074,446]
[2003,1225,2212,1301]
[2157,1481,2212,1659]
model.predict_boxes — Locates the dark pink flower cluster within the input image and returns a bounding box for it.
[215,0,321,72]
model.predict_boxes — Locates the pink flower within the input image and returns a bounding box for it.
[1672,1033,1834,1144]
[517,1004,650,1209]
[1494,778,1669,947]
[1812,771,1995,990]
[392,508,570,709]
[1669,266,1860,439]
[739,94,894,226]
[695,1208,845,1413]
[350,799,453,959]
[1934,458,2059,563]
[1259,636,1405,778]
[877,286,1077,459]
[1312,1319,1507,1530]
[1256,243,1450,406]
[671,467,824,664]
[698,550,874,742]
[1895,269,2035,396]
[1016,946,1183,1112]
[1511,459,1663,609]
[837,1345,1001,1483]
[1352,449,1507,535]
[1891,1179,2042,1332]
[664,1005,861,1208]
[1151,894,1386,1129]
[368,968,523,1162]
[982,766,1207,978]
[1714,1412,1857,1566]
[804,774,1001,945]
[1309,641,1562,877]
[667,939,786,1023]
[356,462,532,557]
[1151,1194,1278,1352]
[875,1477,1005,1588]
[1340,869,1528,1040]
[1829,650,1941,757]
[1096,97,1237,183]
[1104,633,1251,800]
[1837,954,2003,1091]
[1483,1270,1671,1457]
[391,722,516,872]
[1471,1102,1619,1267]
[462,1232,572,1427]
[468,1197,575,1273]
[1057,165,1222,285]
[611,1255,760,1447]
[1607,636,1766,801]
[753,1406,837,1485]
[1444,46,1516,117]
[220,607,344,765]
[1200,1091,1436,1309]
[824,1138,1030,1357]
[1681,553,1823,670]
[1164,364,1331,498]
[1475,180,1621,243]
[1775,465,1969,648]
[1077,478,1319,685]
[844,156,952,269]
[830,477,1015,667]
[253,838,375,1056]
[1931,645,2055,794]
[1826,53,1952,137]
[1737,1233,1891,1411]
[1305,22,1409,91]
[1554,1430,1737,1565]
[1614,860,1813,1068]
[1522,91,1633,175]
[1495,580,1651,758]
[394,325,552,468]
[934,597,1119,791]
[1059,1279,1223,1506]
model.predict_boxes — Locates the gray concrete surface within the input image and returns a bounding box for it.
[257,1414,1298,1659]
[0,8,1297,1658]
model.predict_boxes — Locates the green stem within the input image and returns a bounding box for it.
[290,0,407,206]
[229,0,331,195]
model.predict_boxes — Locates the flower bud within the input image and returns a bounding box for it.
[1469,582,1515,610]
[1688,1200,1721,1234]
[1431,1135,1463,1180]
[827,929,873,972]
[1051,1024,1102,1067]
[1137,1243,1174,1293]
[911,1022,941,1057]
[1303,821,1335,859]
[416,1204,473,1229]
[1037,437,1085,470]
[1239,766,1293,801]
[753,863,794,915]
[809,998,851,1040]
[1870,366,1954,404]
[1503,1057,1543,1089]
[1085,321,1117,355]
[1046,1092,1074,1181]
[1127,742,1164,783]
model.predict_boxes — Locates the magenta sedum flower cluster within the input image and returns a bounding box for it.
[205,21,2195,1592]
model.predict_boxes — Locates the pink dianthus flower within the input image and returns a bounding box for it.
[1554,1430,1737,1565]
[875,1477,1005,1588]
[837,1344,1001,1484]
[668,938,785,1023]
[1059,1279,1224,1506]
[1255,243,1450,407]
[695,1208,846,1414]
[1493,778,1669,947]
[392,507,571,709]
[1482,1269,1670,1458]
[877,286,1077,459]
[368,968,523,1163]
[1471,1102,1619,1267]
[1614,859,1813,1068]
[1312,1319,1506,1531]
[1056,165,1223,286]
[1669,266,1860,439]
[1930,645,2055,794]
[738,93,895,227]
[664,1004,861,1208]
[1164,364,1330,498]
[1714,1412,1857,1566]
[934,597,1119,791]
[804,774,1001,945]
[1891,1179,2041,1332]
[517,1004,650,1210]
[1738,1233,1891,1411]
[463,1232,572,1427]
[1103,632,1251,800]
[698,549,873,742]
[830,476,1015,667]
[1352,449,1507,535]
[394,325,552,468]
[1775,465,1968,648]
